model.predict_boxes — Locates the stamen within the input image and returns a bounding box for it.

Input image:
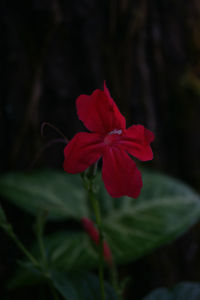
[108,129,122,135]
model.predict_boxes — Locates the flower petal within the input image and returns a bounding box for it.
[76,84,126,134]
[103,80,112,99]
[118,125,155,161]
[63,132,104,174]
[102,147,142,198]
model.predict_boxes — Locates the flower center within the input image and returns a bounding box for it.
[108,129,122,135]
[104,129,122,145]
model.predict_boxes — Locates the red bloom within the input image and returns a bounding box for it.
[82,217,113,266]
[63,82,154,198]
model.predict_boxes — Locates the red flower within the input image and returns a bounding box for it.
[63,82,154,198]
[82,217,113,266]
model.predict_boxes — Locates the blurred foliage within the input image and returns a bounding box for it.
[0,169,200,299]
[0,170,88,220]
[51,271,117,300]
[143,282,200,300]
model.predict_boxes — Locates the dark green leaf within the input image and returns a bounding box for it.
[143,282,200,300]
[0,170,88,220]
[143,288,171,300]
[44,231,98,271]
[101,171,200,263]
[3,170,200,272]
[52,271,117,300]
[7,262,44,289]
[7,231,98,289]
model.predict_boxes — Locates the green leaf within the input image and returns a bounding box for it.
[143,282,200,300]
[8,230,98,289]
[143,288,171,300]
[14,168,200,272]
[44,231,98,271]
[102,171,200,263]
[52,271,117,300]
[2,169,200,270]
[9,258,117,299]
[0,170,88,220]
[7,262,44,289]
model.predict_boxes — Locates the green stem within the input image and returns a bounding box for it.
[4,225,39,267]
[35,211,47,265]
[110,264,121,300]
[1,209,59,300]
[88,185,106,300]
[38,231,47,264]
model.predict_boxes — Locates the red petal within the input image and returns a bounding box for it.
[102,147,143,198]
[63,132,104,174]
[76,84,126,134]
[118,125,155,161]
[103,81,112,99]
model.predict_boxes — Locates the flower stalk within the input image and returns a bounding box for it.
[85,174,105,300]
[35,210,48,265]
[0,219,40,268]
[0,204,61,300]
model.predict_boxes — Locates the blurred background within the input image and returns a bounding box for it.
[1,0,200,299]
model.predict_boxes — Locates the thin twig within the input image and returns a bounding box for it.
[30,138,67,169]
[41,122,68,141]
[88,185,106,300]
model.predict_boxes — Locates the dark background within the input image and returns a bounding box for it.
[1,0,200,299]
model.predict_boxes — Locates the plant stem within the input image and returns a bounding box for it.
[110,263,121,300]
[88,184,106,300]
[4,225,39,267]
[35,211,47,265]
[38,230,47,265]
[0,207,60,300]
